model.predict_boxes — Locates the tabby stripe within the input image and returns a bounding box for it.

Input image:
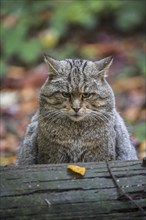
[75,66,80,85]
[82,61,87,73]
[66,59,73,69]
[82,61,87,83]
[67,71,72,84]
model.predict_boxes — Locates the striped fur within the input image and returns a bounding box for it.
[17,56,137,165]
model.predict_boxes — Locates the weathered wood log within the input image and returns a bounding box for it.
[0,160,146,220]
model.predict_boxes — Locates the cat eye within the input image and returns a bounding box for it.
[82,93,92,98]
[62,92,71,98]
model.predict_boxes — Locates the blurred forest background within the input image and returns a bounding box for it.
[0,0,145,165]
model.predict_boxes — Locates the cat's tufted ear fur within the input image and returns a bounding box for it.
[94,56,113,77]
[44,54,60,79]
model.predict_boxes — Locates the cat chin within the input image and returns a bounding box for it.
[68,115,85,122]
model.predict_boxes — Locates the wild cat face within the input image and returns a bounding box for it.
[40,55,115,122]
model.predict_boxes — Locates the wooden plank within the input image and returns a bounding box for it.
[0,160,146,219]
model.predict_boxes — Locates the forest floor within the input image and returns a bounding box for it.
[0,34,145,165]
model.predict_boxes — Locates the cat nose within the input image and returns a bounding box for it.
[73,107,80,113]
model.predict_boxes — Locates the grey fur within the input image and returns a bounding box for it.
[17,56,137,165]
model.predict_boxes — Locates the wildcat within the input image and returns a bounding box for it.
[17,55,137,165]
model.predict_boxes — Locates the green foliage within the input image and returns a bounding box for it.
[0,0,145,75]
[50,0,122,34]
[0,60,7,77]
[80,45,97,59]
[46,43,79,60]
[115,1,145,32]
[117,49,145,78]
[1,20,41,63]
[20,39,41,63]
[117,66,137,79]
[133,50,146,76]
[132,123,146,141]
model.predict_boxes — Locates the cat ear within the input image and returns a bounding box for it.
[94,56,113,78]
[44,54,59,77]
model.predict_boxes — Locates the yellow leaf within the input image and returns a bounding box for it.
[67,164,86,176]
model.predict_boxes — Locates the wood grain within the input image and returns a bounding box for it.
[0,160,146,219]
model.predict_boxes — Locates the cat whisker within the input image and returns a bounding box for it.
[91,112,106,123]
[99,113,110,123]
[40,110,62,125]
[42,109,61,118]
[91,111,111,124]
[102,112,114,122]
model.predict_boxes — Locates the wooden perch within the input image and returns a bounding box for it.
[0,160,146,219]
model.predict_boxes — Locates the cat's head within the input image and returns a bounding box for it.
[40,55,115,122]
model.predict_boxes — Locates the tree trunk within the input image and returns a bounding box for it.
[0,160,146,219]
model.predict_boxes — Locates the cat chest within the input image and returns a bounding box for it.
[38,124,116,162]
[42,124,116,147]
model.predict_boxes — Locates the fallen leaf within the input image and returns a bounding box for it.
[67,164,86,176]
[139,141,146,152]
[138,151,146,160]
[0,155,16,166]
